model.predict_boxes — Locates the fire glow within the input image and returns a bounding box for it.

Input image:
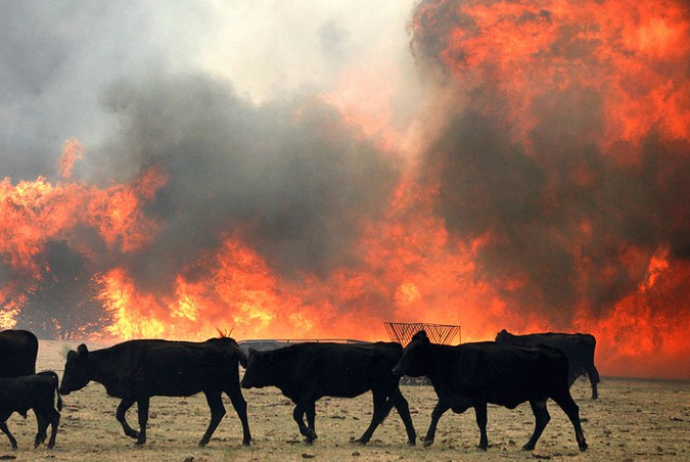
[1,0,690,380]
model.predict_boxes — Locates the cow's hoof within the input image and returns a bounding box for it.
[423,439,434,448]
[242,440,251,447]
[477,445,488,451]
[407,439,416,446]
[126,430,139,439]
[198,439,209,447]
[579,442,588,452]
[351,437,368,446]
[522,444,535,451]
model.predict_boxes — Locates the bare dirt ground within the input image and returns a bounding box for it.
[0,340,687,461]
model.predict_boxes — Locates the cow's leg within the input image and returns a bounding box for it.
[41,406,60,450]
[199,391,226,447]
[354,389,393,445]
[523,399,550,451]
[0,423,17,449]
[474,402,489,450]
[551,391,588,451]
[0,412,17,449]
[226,387,251,446]
[33,410,49,448]
[389,387,417,445]
[116,397,139,439]
[588,366,600,399]
[423,401,451,447]
[34,409,47,445]
[567,372,577,388]
[305,401,316,434]
[135,397,150,445]
[293,400,318,444]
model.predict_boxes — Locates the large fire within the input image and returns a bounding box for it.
[1,0,689,380]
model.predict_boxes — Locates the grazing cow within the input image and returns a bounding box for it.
[241,342,417,445]
[0,329,39,377]
[392,331,587,452]
[0,370,62,449]
[59,337,251,447]
[495,329,600,399]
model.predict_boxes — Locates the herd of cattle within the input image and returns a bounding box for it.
[0,328,600,453]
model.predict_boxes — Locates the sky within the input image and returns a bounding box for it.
[0,0,418,182]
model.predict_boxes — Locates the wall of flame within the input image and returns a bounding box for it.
[1,0,689,379]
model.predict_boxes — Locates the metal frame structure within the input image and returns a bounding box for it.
[384,322,461,346]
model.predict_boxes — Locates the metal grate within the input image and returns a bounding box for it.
[384,322,461,346]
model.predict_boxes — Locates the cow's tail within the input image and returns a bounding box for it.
[587,335,601,384]
[56,387,63,412]
[43,370,63,411]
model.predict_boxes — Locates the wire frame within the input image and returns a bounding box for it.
[384,322,461,346]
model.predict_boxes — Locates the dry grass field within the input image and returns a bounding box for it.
[0,340,687,461]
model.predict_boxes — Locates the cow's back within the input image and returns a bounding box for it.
[273,342,402,399]
[496,332,596,364]
[440,342,570,408]
[0,330,38,377]
[94,339,242,397]
[137,341,239,395]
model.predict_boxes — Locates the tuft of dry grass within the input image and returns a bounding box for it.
[1,340,685,461]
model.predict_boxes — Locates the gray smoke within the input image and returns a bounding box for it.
[412,0,690,324]
[90,73,398,291]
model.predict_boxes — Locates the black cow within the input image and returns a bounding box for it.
[241,342,416,445]
[0,329,38,377]
[495,329,600,399]
[0,370,62,449]
[392,331,587,452]
[59,337,251,447]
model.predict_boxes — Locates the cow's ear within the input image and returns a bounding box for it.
[77,343,89,359]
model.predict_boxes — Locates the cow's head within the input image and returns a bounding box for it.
[240,348,275,389]
[207,336,248,368]
[392,330,431,378]
[495,329,511,342]
[59,344,91,395]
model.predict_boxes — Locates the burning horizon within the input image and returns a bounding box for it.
[1,0,689,380]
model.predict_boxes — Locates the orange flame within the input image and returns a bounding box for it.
[58,138,85,179]
[409,0,690,379]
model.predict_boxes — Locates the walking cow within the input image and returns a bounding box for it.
[495,329,600,399]
[392,331,587,452]
[241,342,417,445]
[59,337,251,447]
[0,371,62,449]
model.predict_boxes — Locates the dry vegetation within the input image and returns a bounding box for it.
[0,340,687,461]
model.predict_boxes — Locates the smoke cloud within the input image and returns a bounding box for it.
[0,0,415,338]
[412,0,690,324]
[91,73,398,290]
